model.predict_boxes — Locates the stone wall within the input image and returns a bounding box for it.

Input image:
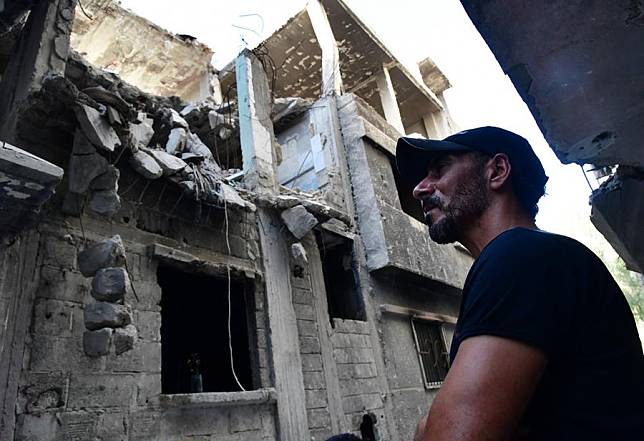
[12,172,275,440]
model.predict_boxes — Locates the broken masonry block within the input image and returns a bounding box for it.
[114,324,138,355]
[90,166,120,191]
[89,189,121,217]
[291,242,308,264]
[130,117,155,147]
[91,267,130,303]
[280,205,319,239]
[169,108,189,129]
[145,148,187,175]
[77,235,126,277]
[165,128,187,155]
[83,328,113,357]
[74,104,121,152]
[84,301,132,330]
[129,150,163,179]
[68,151,109,194]
[106,106,122,126]
[186,132,214,160]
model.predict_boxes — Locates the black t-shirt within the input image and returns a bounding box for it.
[450,227,644,440]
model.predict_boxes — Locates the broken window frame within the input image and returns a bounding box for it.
[410,318,451,389]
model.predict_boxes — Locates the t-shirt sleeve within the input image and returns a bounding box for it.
[455,234,577,356]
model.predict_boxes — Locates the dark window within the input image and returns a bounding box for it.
[411,319,450,388]
[315,230,365,323]
[390,157,425,223]
[158,265,255,394]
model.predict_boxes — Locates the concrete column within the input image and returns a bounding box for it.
[236,49,278,193]
[236,49,309,440]
[375,66,405,134]
[307,0,343,96]
[422,111,448,139]
[0,0,77,142]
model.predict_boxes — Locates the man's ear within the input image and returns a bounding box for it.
[488,153,512,190]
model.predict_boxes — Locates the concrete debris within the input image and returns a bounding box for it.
[208,110,226,129]
[179,180,196,193]
[68,149,109,194]
[219,182,256,211]
[89,189,121,217]
[291,242,308,264]
[185,131,213,160]
[130,118,155,147]
[106,106,122,126]
[180,152,204,163]
[74,104,121,152]
[146,148,187,175]
[91,267,129,302]
[129,150,163,179]
[82,85,136,121]
[77,235,126,277]
[114,324,138,355]
[165,127,187,155]
[90,165,120,191]
[280,205,319,239]
[271,97,313,124]
[169,108,189,129]
[84,301,132,330]
[83,328,113,357]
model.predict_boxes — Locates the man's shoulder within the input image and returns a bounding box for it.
[483,227,592,260]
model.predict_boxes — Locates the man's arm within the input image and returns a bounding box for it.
[415,335,547,441]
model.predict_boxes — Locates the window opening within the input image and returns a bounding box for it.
[315,230,365,323]
[411,319,450,388]
[158,265,255,394]
[390,156,425,223]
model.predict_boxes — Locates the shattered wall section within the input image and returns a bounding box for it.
[71,0,214,102]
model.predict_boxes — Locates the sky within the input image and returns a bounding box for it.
[119,0,611,254]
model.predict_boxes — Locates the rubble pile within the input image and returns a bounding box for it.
[60,51,254,218]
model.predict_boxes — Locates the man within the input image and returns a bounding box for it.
[395,127,644,440]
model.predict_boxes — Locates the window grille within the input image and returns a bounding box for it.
[411,319,450,388]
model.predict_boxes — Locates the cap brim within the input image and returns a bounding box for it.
[395,137,471,185]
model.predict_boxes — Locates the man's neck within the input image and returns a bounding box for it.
[458,202,537,258]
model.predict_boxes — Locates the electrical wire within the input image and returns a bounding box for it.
[223,194,246,392]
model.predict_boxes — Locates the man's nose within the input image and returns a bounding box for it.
[413,177,435,200]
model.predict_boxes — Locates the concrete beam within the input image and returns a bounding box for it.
[591,175,644,273]
[375,66,405,134]
[236,49,278,193]
[0,141,63,239]
[307,0,343,96]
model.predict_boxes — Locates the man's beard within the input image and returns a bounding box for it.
[423,175,490,244]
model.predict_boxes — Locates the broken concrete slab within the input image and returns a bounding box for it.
[169,108,189,129]
[130,117,154,147]
[83,328,113,357]
[114,324,138,355]
[74,104,121,152]
[185,132,213,160]
[165,127,187,155]
[145,149,187,175]
[68,150,109,194]
[106,106,122,126]
[129,150,163,179]
[280,205,319,239]
[77,235,126,277]
[84,301,132,330]
[91,267,129,302]
[89,189,121,217]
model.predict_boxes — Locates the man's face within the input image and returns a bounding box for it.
[412,152,490,244]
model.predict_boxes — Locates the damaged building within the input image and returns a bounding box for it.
[0,1,472,440]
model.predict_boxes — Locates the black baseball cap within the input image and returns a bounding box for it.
[396,126,548,197]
